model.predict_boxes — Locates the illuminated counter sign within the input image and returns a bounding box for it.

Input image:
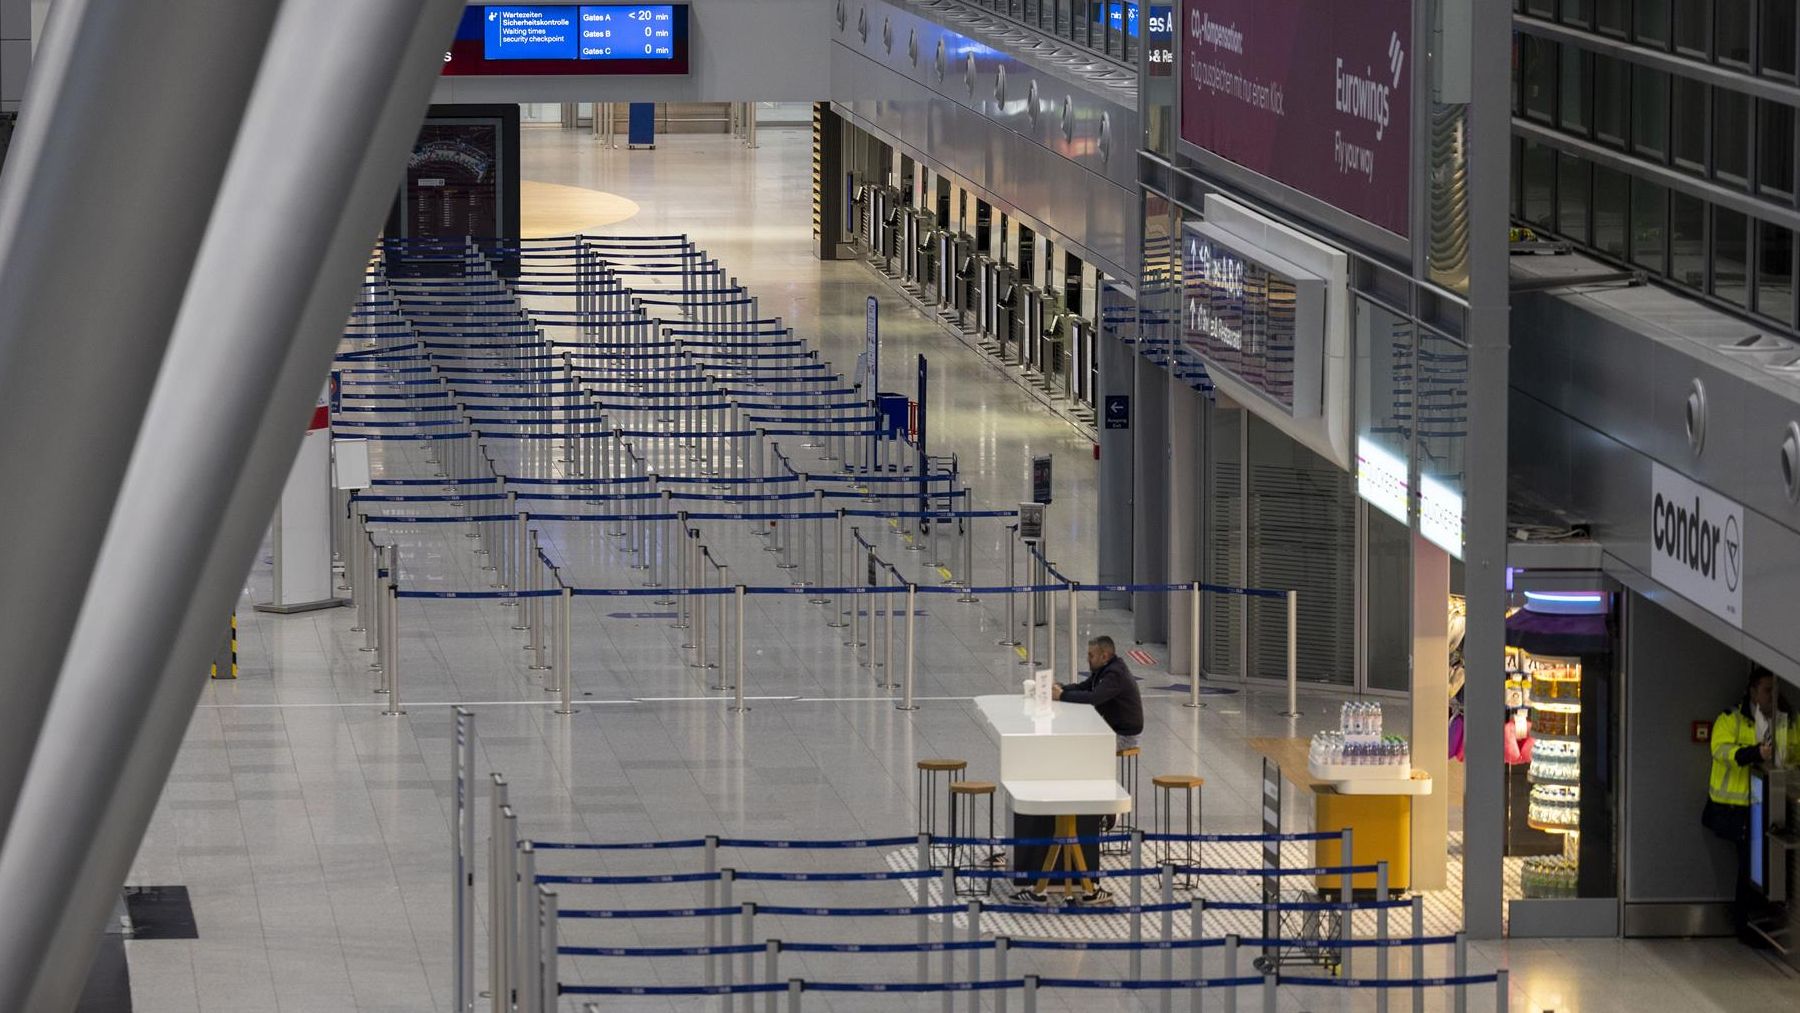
[1356,436,1408,525]
[1181,221,1326,416]
[580,4,675,60]
[1418,473,1463,560]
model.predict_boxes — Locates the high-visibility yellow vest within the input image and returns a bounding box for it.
[1709,707,1798,806]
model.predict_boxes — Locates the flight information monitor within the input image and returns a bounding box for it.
[445,4,689,75]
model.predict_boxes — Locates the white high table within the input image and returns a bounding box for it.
[973,695,1129,898]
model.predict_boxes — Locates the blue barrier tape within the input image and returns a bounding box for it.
[1143,831,1342,843]
[533,838,709,851]
[1170,864,1385,878]
[732,869,938,883]
[1036,977,1263,991]
[363,514,512,524]
[804,980,1022,994]
[781,940,992,955]
[983,902,1188,916]
[1010,938,1225,952]
[537,871,719,885]
[559,906,739,920]
[713,835,918,849]
[1281,975,1501,988]
[754,904,963,918]
[396,589,562,600]
[557,943,764,958]
[1199,899,1413,912]
[559,983,788,997]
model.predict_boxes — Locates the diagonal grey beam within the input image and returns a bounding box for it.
[0,2,465,1008]
[0,0,281,844]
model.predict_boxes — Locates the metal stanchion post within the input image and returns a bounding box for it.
[1495,968,1509,1013]
[719,869,736,1004]
[382,583,405,715]
[1261,972,1276,1013]
[1340,828,1354,978]
[1376,861,1390,1013]
[763,941,780,1013]
[957,515,977,602]
[899,584,918,710]
[488,801,515,1013]
[1187,582,1205,709]
[1022,975,1037,1013]
[1411,896,1425,1013]
[994,937,1009,1013]
[1280,589,1300,716]
[1067,583,1078,678]
[1223,934,1239,1013]
[829,510,848,626]
[1453,931,1468,1013]
[1046,560,1057,675]
[454,710,476,1013]
[1127,834,1144,979]
[1190,898,1205,1013]
[915,833,931,983]
[528,534,548,672]
[730,585,749,712]
[786,979,802,1013]
[998,532,1019,644]
[809,490,827,602]
[939,869,955,1013]
[514,844,538,1013]
[555,587,576,713]
[538,888,558,1013]
[1023,566,1037,669]
[739,902,757,1013]
[705,835,720,984]
[882,588,895,688]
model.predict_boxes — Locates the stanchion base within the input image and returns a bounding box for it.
[904,544,926,551]
[996,639,1021,647]
[359,645,378,653]
[629,563,651,570]
[1183,702,1208,710]
[1278,710,1303,717]
[554,708,579,715]
[727,705,751,713]
[894,704,919,712]
[957,595,980,604]
[776,562,799,569]
[349,625,368,634]
[253,596,349,614]
[827,620,849,628]
[529,664,550,672]
[381,708,407,716]
[807,596,830,605]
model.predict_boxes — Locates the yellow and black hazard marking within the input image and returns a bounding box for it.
[210,613,238,679]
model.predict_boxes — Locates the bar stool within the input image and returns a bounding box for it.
[948,780,997,898]
[916,758,967,868]
[1102,746,1141,855]
[1152,774,1204,889]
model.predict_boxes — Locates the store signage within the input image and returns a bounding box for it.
[1418,473,1463,560]
[1177,0,1413,237]
[1181,221,1326,415]
[1031,455,1053,505]
[864,296,880,391]
[1650,463,1743,628]
[1356,436,1408,524]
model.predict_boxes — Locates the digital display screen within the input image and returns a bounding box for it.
[446,4,689,76]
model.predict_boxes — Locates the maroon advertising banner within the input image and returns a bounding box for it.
[1178,0,1413,237]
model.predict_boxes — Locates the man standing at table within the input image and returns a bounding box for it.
[1052,635,1144,751]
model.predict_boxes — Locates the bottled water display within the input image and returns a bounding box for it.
[1308,702,1410,772]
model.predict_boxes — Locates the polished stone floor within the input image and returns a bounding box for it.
[117,127,1800,1013]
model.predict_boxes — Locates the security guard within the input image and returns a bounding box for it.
[1706,667,1797,944]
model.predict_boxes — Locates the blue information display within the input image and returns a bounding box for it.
[483,5,674,61]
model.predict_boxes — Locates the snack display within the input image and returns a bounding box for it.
[1522,856,1579,898]
[1528,783,1580,830]
[1531,708,1580,738]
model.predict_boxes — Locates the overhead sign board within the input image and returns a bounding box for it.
[1104,394,1131,430]
[1650,464,1744,628]
[1178,0,1413,237]
[1356,436,1408,525]
[1181,221,1327,417]
[445,4,690,75]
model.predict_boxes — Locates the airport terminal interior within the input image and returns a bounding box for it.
[4,2,1800,1012]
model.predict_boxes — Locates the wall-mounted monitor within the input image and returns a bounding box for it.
[444,4,690,76]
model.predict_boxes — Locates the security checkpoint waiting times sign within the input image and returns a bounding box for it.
[483,5,676,60]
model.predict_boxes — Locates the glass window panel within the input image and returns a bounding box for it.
[1512,136,1525,218]
[1759,100,1794,197]
[1713,88,1749,184]
[1716,0,1751,66]
[1674,0,1711,56]
[1763,0,1797,78]
[1631,178,1669,272]
[1522,36,1557,122]
[1594,165,1629,256]
[1560,0,1592,24]
[1633,66,1669,159]
[1636,0,1670,46]
[1523,139,1557,228]
[1594,54,1629,146]
[1526,0,1555,14]
[1758,222,1796,324]
[1713,205,1749,305]
[1559,154,1593,243]
[1671,75,1707,172]
[1670,190,1706,287]
[1561,45,1591,132]
[1596,0,1629,34]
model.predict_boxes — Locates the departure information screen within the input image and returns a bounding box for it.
[444,4,689,76]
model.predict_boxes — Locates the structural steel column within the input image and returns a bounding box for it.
[0,0,280,847]
[1165,374,1202,674]
[1461,0,1514,940]
[0,3,464,1008]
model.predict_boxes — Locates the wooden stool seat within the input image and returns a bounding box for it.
[949,780,996,794]
[1115,746,1141,758]
[918,758,969,772]
[1152,774,1204,789]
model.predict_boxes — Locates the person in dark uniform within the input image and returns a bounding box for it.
[1052,635,1144,751]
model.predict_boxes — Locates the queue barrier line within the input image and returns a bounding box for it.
[551,935,1463,960]
[533,863,1386,887]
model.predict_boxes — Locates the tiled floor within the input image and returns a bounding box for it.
[119,127,1800,1012]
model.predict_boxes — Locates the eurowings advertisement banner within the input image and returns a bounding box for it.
[1178,0,1413,238]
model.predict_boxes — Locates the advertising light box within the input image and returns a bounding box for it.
[1177,0,1413,237]
[1181,220,1326,418]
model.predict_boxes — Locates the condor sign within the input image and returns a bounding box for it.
[1651,463,1744,628]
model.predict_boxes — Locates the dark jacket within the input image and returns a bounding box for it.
[1060,655,1143,736]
